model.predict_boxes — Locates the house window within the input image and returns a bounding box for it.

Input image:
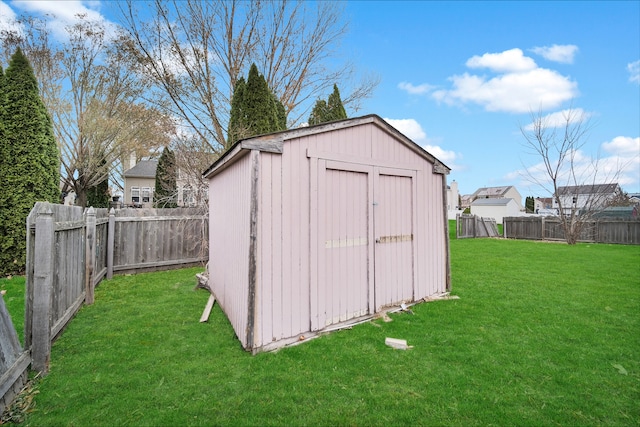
[131,187,140,203]
[142,187,151,203]
[183,186,194,206]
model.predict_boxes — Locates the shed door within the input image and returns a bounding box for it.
[309,160,417,330]
[311,160,374,330]
[373,168,416,310]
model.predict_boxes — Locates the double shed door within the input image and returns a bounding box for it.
[310,159,417,330]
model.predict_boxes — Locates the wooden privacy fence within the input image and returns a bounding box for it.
[0,202,208,406]
[456,214,500,238]
[503,216,640,244]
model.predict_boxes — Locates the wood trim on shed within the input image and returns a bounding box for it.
[202,114,451,180]
[246,150,260,349]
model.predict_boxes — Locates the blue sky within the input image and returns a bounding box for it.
[2,0,639,197]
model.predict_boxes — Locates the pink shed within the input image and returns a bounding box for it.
[203,115,451,353]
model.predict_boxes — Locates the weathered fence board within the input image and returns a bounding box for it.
[0,201,210,410]
[456,214,500,238]
[109,208,208,275]
[504,216,640,244]
[0,297,29,414]
[20,203,208,378]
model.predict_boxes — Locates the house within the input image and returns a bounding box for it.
[470,185,522,207]
[446,180,463,219]
[123,160,158,208]
[553,183,623,214]
[465,185,523,223]
[534,197,554,214]
[470,198,521,224]
[203,114,451,353]
[123,156,209,208]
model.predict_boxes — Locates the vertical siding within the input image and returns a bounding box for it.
[211,118,449,352]
[208,153,253,349]
[320,166,370,326]
[374,171,415,309]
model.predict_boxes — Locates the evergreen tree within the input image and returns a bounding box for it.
[0,48,60,276]
[308,84,347,125]
[227,77,247,147]
[244,63,280,135]
[525,196,535,213]
[326,84,347,122]
[86,160,110,208]
[227,64,287,148]
[154,146,178,208]
[308,99,328,126]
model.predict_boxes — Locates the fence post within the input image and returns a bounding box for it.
[107,208,115,279]
[85,207,96,305]
[32,204,54,375]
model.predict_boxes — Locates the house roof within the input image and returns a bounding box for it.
[471,186,515,198]
[202,114,451,179]
[124,160,158,178]
[556,183,620,195]
[471,198,515,206]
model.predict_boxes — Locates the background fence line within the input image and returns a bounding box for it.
[0,202,208,410]
[455,214,500,239]
[503,216,640,244]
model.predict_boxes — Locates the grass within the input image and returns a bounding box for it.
[2,230,639,426]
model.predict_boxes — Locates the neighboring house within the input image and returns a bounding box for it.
[203,114,451,353]
[459,194,474,210]
[446,180,459,211]
[553,183,623,214]
[463,185,523,222]
[470,185,522,207]
[123,160,158,208]
[627,193,640,206]
[446,180,463,219]
[176,167,208,207]
[470,197,521,224]
[534,197,553,213]
[123,157,208,208]
[461,185,522,211]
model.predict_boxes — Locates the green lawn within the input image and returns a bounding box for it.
[2,231,639,426]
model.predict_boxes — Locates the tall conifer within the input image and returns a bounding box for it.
[154,146,178,208]
[0,48,60,275]
[227,64,287,148]
[308,84,347,125]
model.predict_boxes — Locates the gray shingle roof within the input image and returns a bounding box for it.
[124,160,158,178]
[471,198,513,206]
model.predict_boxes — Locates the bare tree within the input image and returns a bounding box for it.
[117,0,377,154]
[173,134,215,207]
[1,15,175,207]
[520,108,626,244]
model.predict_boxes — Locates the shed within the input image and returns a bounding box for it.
[470,197,521,224]
[203,115,451,353]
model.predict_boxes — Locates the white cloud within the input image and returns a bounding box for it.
[430,48,579,114]
[398,81,435,95]
[384,118,427,141]
[423,144,458,166]
[466,48,537,73]
[433,67,578,113]
[602,136,640,156]
[523,108,592,131]
[8,0,117,41]
[0,1,20,35]
[628,60,640,84]
[531,44,579,64]
[508,137,640,194]
[383,117,459,167]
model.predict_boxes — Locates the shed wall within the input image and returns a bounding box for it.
[208,152,253,348]
[251,122,448,350]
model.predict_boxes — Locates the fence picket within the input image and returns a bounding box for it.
[504,216,640,244]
